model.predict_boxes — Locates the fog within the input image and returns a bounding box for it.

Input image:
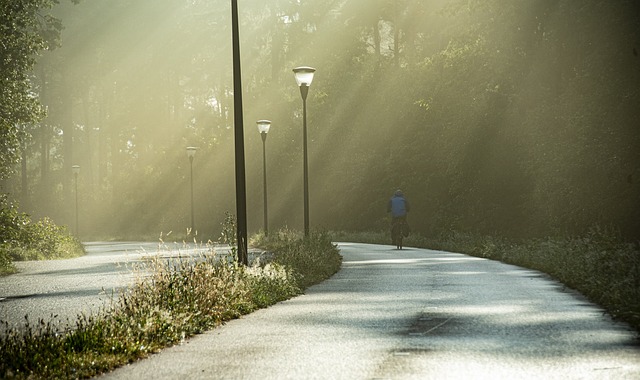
[10,0,640,241]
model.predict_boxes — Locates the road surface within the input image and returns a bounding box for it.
[0,241,237,331]
[98,242,639,379]
[1,242,638,378]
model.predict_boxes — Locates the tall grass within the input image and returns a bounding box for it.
[0,227,341,379]
[333,228,640,333]
[252,228,342,289]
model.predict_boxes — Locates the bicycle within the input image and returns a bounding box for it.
[391,218,407,250]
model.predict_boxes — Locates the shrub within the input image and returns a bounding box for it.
[256,229,342,289]
[0,194,84,267]
[0,249,16,275]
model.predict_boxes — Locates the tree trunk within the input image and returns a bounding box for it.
[61,69,74,218]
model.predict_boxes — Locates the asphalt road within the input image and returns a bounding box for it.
[98,242,639,379]
[0,241,219,331]
[1,242,638,378]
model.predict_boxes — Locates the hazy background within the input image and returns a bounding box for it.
[6,0,640,241]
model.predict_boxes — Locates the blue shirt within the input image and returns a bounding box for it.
[388,195,409,217]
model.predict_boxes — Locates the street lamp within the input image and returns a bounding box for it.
[72,165,80,236]
[256,120,271,236]
[293,66,316,237]
[186,147,197,235]
[231,0,248,265]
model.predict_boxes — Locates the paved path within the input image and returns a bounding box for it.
[0,242,244,331]
[101,243,640,379]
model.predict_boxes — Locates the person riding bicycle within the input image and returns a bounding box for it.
[387,189,410,245]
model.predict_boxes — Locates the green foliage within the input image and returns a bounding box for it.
[245,262,301,309]
[0,0,63,181]
[0,195,25,273]
[0,227,340,379]
[0,194,84,272]
[8,217,84,261]
[217,211,238,260]
[0,251,16,275]
[7,0,639,243]
[254,229,342,289]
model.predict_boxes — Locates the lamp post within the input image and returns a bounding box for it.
[72,165,80,236]
[186,147,197,235]
[231,0,248,265]
[256,120,271,236]
[293,66,315,237]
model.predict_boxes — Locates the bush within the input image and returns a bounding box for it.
[254,228,342,289]
[0,194,84,268]
[0,250,15,275]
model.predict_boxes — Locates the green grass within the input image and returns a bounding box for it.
[0,228,341,379]
[252,228,342,289]
[332,228,640,334]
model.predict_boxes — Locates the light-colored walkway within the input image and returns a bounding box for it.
[101,243,640,379]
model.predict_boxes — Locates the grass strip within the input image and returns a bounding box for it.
[0,229,341,379]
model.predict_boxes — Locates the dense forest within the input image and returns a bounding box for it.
[2,0,639,241]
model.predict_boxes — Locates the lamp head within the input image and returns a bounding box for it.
[256,120,271,134]
[293,66,316,87]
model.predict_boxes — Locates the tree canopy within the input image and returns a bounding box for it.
[0,0,64,180]
[3,0,639,241]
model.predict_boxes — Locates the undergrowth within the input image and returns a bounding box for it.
[0,225,341,379]
[1,194,84,275]
[332,227,640,333]
[252,228,342,289]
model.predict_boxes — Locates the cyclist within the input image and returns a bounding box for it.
[387,189,410,246]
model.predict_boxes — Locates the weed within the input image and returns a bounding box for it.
[0,225,340,379]
[255,229,342,289]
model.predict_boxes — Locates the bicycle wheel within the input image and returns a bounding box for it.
[392,223,403,250]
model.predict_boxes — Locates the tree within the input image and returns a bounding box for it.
[12,0,639,241]
[0,0,64,181]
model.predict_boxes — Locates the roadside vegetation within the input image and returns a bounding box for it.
[0,224,340,379]
[332,228,640,333]
[0,195,84,275]
[251,228,342,289]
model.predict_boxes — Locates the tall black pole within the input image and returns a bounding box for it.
[300,84,310,237]
[189,155,195,234]
[74,172,79,236]
[261,132,268,236]
[231,0,248,265]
